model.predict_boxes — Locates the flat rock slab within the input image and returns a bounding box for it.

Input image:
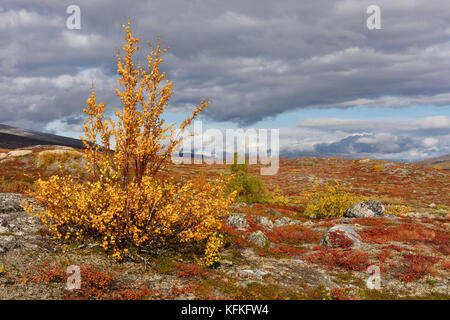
[0,193,46,254]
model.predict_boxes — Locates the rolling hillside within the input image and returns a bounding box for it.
[417,153,450,170]
[0,124,84,149]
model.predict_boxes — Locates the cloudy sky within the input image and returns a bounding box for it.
[1,0,449,161]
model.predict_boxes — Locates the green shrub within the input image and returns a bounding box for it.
[227,153,267,204]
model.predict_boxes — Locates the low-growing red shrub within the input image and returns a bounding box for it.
[329,288,351,300]
[352,217,389,227]
[20,260,67,284]
[361,223,438,244]
[305,248,370,271]
[268,245,307,256]
[328,230,354,248]
[375,248,392,272]
[441,260,450,271]
[174,262,206,278]
[395,254,440,282]
[268,225,321,244]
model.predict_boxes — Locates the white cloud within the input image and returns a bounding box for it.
[422,137,438,148]
[61,31,104,48]
[0,9,61,29]
[299,116,450,135]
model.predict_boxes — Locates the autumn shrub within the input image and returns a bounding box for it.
[305,248,370,271]
[327,230,354,248]
[36,150,82,169]
[20,260,68,284]
[328,288,351,300]
[24,20,235,265]
[226,152,290,205]
[375,248,393,272]
[175,262,206,278]
[227,153,268,204]
[395,254,440,282]
[267,244,307,257]
[385,203,412,216]
[351,217,390,227]
[308,248,370,271]
[441,260,450,271]
[268,225,322,244]
[361,223,438,244]
[0,178,32,194]
[373,164,384,172]
[265,187,290,206]
[303,180,367,219]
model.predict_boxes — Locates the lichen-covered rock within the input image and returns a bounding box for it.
[253,215,273,230]
[273,216,302,227]
[0,235,16,253]
[247,230,269,247]
[0,200,22,213]
[226,213,249,230]
[344,200,385,218]
[5,150,32,158]
[0,193,45,254]
[239,269,268,279]
[220,259,233,267]
[321,224,362,248]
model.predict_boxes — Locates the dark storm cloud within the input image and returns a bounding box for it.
[1,0,450,129]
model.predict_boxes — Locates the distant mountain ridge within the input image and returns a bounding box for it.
[417,153,450,165]
[417,153,450,170]
[0,124,85,149]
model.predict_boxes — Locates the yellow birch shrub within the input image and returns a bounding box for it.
[384,203,412,216]
[303,180,367,219]
[24,20,235,264]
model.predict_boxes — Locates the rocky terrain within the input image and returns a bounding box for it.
[0,146,449,300]
[0,192,448,300]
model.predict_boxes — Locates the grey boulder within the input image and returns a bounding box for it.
[344,200,385,218]
[253,215,273,230]
[273,217,302,227]
[226,213,249,230]
[0,235,16,253]
[321,225,362,247]
[248,230,269,247]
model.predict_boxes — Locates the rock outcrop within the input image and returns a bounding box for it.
[321,224,362,248]
[344,200,385,218]
[247,230,269,247]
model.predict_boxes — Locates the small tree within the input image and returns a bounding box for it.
[25,20,235,265]
[227,152,267,204]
